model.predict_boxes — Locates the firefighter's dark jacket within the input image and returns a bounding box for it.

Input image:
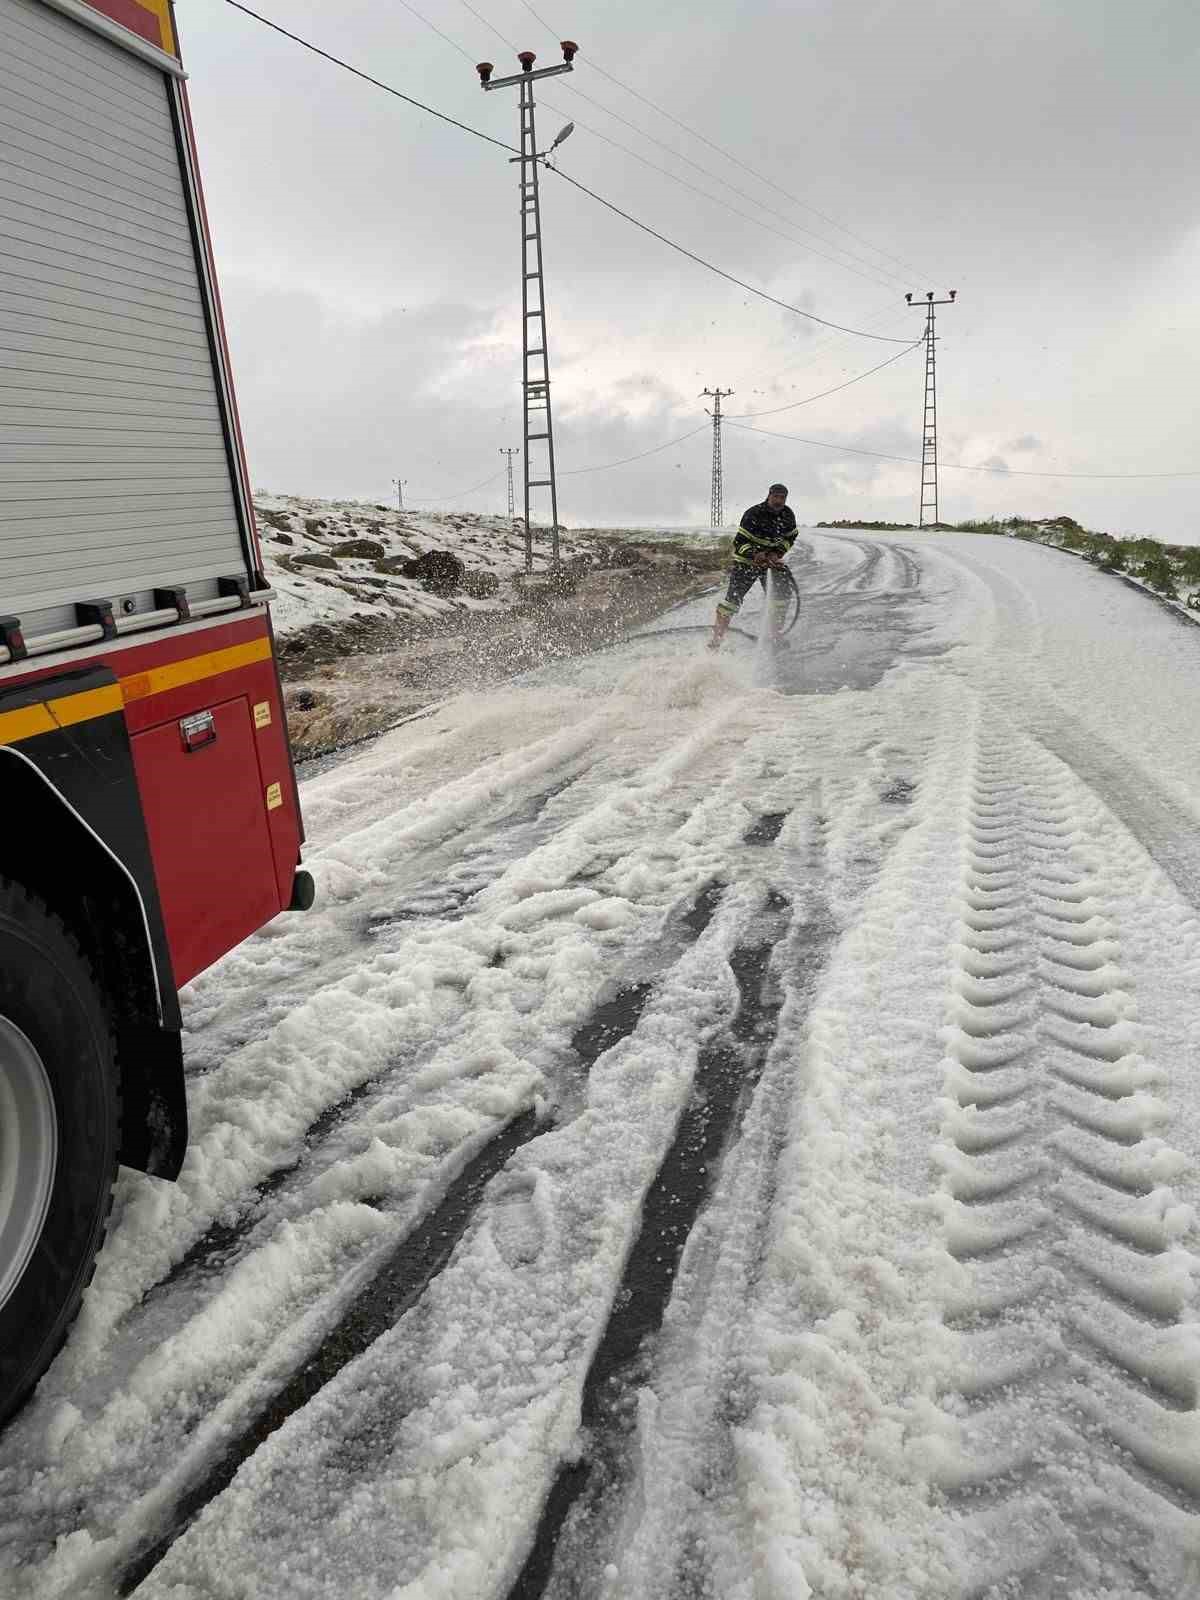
[731,502,798,567]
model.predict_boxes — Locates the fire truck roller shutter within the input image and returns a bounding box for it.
[0,0,251,638]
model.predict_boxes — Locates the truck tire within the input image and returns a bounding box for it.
[0,879,119,1429]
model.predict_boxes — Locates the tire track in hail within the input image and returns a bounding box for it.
[650,766,920,1600]
[506,893,795,1600]
[936,733,1200,1595]
[145,705,750,1319]
[98,877,729,1597]
[804,535,918,596]
[520,765,922,1599]
[805,537,882,596]
[153,880,725,1310]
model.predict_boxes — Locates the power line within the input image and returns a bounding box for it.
[538,99,899,292]
[750,299,911,388]
[560,424,710,475]
[222,1,516,154]
[515,0,932,284]
[227,3,908,346]
[452,0,901,291]
[401,428,710,504]
[540,84,903,291]
[408,467,507,502]
[395,0,476,63]
[454,0,512,52]
[729,341,923,420]
[452,0,919,355]
[726,420,1200,479]
[457,0,906,290]
[543,164,914,343]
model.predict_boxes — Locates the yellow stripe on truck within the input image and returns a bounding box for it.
[0,684,124,745]
[119,637,272,703]
[130,0,178,57]
[0,703,57,744]
[51,684,126,726]
[0,637,273,747]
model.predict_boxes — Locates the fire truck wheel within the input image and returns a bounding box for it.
[0,880,119,1430]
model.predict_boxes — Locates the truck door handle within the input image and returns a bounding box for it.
[179,711,216,752]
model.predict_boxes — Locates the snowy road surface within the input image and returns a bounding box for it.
[4,529,1200,1599]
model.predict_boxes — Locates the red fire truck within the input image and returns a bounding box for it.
[0,0,311,1424]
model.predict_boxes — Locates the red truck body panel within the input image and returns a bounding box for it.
[1,607,301,985]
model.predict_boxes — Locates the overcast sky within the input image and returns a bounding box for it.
[177,0,1200,536]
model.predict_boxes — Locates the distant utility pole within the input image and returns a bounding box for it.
[701,388,734,528]
[499,447,520,518]
[392,477,406,512]
[904,290,957,528]
[476,42,579,572]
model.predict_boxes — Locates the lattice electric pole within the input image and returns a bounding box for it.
[701,388,733,528]
[392,477,406,512]
[905,290,957,528]
[499,448,520,518]
[477,44,578,572]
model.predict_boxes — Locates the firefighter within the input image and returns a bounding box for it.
[708,484,797,651]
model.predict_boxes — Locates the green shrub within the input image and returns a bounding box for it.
[1125,537,1164,562]
[1138,555,1179,597]
[816,520,918,531]
[1087,535,1118,566]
